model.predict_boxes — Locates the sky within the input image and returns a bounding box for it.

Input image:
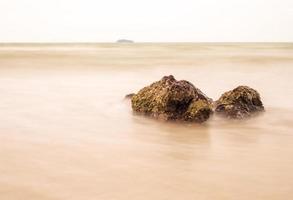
[0,0,292,42]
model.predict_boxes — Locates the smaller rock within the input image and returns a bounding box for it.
[125,93,135,99]
[215,86,264,119]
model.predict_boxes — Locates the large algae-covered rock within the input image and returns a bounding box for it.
[131,75,213,123]
[215,86,264,119]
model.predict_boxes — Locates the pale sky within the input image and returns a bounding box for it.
[0,0,292,42]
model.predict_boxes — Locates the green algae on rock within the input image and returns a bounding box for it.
[183,99,213,123]
[131,75,213,123]
[215,86,264,119]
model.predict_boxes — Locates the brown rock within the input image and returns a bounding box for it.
[131,75,213,123]
[215,86,264,119]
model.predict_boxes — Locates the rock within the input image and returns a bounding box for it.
[183,99,213,123]
[131,75,213,123]
[125,93,135,99]
[215,86,264,119]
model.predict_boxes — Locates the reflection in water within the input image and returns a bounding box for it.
[0,43,293,199]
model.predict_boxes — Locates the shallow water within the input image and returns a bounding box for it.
[0,43,293,200]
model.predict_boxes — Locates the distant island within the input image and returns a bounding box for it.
[116,39,134,43]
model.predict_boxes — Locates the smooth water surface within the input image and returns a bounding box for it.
[0,43,293,199]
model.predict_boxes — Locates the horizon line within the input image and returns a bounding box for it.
[0,42,292,44]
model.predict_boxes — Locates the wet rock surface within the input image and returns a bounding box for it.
[131,75,213,123]
[215,86,264,119]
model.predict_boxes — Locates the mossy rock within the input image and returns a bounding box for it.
[131,75,213,122]
[183,99,213,123]
[215,86,264,119]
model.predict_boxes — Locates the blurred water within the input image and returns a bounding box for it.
[0,43,293,200]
